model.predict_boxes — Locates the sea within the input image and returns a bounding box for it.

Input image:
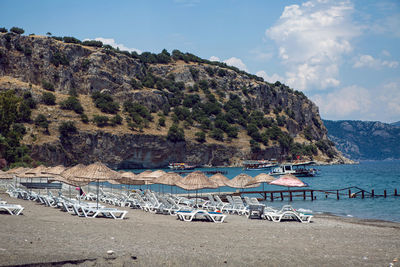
[120,160,400,223]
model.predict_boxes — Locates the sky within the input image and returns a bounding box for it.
[1,0,399,123]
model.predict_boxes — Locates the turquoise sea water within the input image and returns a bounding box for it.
[119,160,400,222]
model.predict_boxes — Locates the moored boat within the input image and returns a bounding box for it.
[168,163,196,170]
[268,161,318,177]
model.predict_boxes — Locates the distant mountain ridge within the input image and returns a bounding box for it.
[323,120,400,160]
[391,121,400,127]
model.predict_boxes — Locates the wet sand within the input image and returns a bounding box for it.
[0,192,399,267]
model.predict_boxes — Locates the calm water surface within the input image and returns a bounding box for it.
[119,160,400,222]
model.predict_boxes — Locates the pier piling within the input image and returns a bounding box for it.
[371,189,374,197]
[395,189,398,196]
[384,190,387,198]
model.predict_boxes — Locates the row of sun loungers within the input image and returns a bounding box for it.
[3,182,312,223]
[4,184,128,220]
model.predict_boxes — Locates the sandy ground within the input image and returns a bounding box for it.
[0,191,399,267]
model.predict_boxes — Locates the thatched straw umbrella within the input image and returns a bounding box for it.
[60,164,88,199]
[73,162,122,209]
[247,173,275,191]
[175,171,218,206]
[209,173,230,194]
[136,170,156,189]
[6,167,29,187]
[152,172,182,194]
[0,170,13,179]
[19,165,51,194]
[226,173,260,191]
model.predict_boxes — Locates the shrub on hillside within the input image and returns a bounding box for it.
[59,121,77,136]
[50,51,69,66]
[63,36,81,44]
[195,131,206,143]
[209,128,224,141]
[34,114,50,134]
[59,96,84,114]
[92,115,109,127]
[42,80,54,91]
[167,124,185,142]
[110,114,123,126]
[0,27,7,33]
[41,92,56,105]
[80,114,89,124]
[91,92,119,114]
[82,40,103,47]
[10,27,24,34]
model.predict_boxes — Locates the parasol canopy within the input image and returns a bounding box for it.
[119,171,145,185]
[269,174,307,187]
[42,165,66,175]
[175,171,218,191]
[246,173,275,186]
[74,162,121,181]
[6,167,29,175]
[20,165,50,178]
[226,173,260,189]
[152,172,182,186]
[209,173,230,187]
[0,170,13,179]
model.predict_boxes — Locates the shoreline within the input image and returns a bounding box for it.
[1,192,399,266]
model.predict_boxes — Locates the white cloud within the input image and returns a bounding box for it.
[209,56,220,62]
[223,57,249,72]
[381,50,391,57]
[256,70,283,84]
[86,37,142,54]
[266,0,360,91]
[379,82,400,115]
[312,85,372,118]
[353,54,398,69]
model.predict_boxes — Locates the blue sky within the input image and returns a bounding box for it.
[1,0,399,123]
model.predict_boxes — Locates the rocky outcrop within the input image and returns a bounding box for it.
[30,131,245,168]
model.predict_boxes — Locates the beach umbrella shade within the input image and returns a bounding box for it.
[175,171,218,207]
[74,162,122,209]
[209,173,230,187]
[6,167,30,187]
[135,170,156,187]
[59,164,91,198]
[0,170,13,179]
[226,173,261,190]
[209,173,230,194]
[269,174,307,202]
[19,165,52,194]
[152,172,182,194]
[246,173,275,191]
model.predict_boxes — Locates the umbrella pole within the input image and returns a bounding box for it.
[96,180,99,209]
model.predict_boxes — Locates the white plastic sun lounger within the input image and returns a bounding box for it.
[176,210,226,223]
[263,205,313,223]
[0,203,24,215]
[81,206,128,219]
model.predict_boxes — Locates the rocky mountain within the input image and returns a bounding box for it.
[391,121,400,127]
[323,120,400,160]
[0,31,350,168]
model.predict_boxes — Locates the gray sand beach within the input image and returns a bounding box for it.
[0,192,399,267]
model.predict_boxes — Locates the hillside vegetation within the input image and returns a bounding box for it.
[0,28,348,168]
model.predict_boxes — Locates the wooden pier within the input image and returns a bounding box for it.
[228,186,399,202]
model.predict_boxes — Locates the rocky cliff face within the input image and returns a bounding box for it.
[323,120,400,160]
[0,32,349,167]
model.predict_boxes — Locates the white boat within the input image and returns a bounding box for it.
[268,162,318,177]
